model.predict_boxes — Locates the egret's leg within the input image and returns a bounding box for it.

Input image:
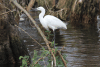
[52,35,54,42]
[53,30,55,48]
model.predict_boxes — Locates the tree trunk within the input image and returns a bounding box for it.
[0,0,29,64]
[70,0,98,28]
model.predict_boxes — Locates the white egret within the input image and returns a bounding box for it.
[36,7,67,48]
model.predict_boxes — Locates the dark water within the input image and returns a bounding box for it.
[2,12,100,67]
[60,26,100,67]
[0,64,20,67]
[53,24,100,67]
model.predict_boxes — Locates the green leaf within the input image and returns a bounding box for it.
[19,56,23,59]
[55,43,58,45]
[32,58,34,61]
[49,60,51,61]
[24,56,29,59]
[42,47,45,51]
[55,48,58,53]
[50,34,53,36]
[52,50,54,53]
[45,31,50,32]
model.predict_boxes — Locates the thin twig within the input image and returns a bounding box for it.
[57,51,67,67]
[26,0,35,12]
[43,0,49,10]
[43,0,53,14]
[0,3,11,11]
[59,45,65,52]
[57,45,66,67]
[32,54,49,66]
[0,9,16,15]
[15,25,43,47]
[43,58,47,67]
[72,0,77,13]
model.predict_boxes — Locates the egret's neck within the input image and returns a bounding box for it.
[39,9,45,20]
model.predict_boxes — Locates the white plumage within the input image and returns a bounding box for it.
[36,7,67,31]
[36,6,67,48]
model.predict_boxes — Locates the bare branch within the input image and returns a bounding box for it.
[27,0,35,12]
[15,25,43,47]
[57,51,67,67]
[0,9,16,15]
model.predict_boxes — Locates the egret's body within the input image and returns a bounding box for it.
[37,7,67,48]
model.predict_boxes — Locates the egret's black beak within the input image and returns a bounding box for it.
[30,8,38,11]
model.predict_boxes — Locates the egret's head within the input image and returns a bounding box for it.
[36,7,45,11]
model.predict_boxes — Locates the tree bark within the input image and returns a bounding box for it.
[0,0,29,64]
[70,0,98,28]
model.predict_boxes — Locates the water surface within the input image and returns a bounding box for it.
[18,13,100,67]
[17,14,100,67]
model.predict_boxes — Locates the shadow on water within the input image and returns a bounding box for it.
[0,64,20,67]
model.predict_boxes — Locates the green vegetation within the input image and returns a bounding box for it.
[19,31,67,67]
[19,49,67,67]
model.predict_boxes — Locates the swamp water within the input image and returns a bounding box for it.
[19,14,100,67]
[1,13,100,67]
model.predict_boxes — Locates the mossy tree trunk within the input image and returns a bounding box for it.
[0,0,29,64]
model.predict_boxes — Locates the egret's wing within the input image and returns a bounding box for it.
[44,15,66,29]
